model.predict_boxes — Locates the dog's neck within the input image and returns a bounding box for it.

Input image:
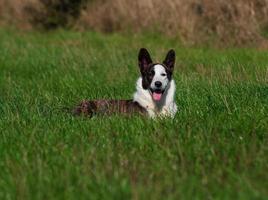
[133,77,177,117]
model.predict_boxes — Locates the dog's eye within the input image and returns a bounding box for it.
[161,73,166,76]
[149,70,155,76]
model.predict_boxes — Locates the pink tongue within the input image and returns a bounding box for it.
[152,92,162,101]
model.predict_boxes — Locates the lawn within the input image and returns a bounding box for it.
[0,29,267,199]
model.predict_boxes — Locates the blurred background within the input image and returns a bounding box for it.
[1,0,268,47]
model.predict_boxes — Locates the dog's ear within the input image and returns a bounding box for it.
[138,48,152,73]
[163,49,175,72]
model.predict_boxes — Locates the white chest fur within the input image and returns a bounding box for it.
[133,77,178,118]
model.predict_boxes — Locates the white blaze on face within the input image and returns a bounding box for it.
[150,64,169,101]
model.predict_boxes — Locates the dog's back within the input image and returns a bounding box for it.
[73,99,146,117]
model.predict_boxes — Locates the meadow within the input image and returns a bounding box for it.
[0,29,267,199]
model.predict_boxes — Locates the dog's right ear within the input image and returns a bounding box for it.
[163,49,175,72]
[138,48,152,73]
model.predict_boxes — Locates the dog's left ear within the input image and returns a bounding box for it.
[163,49,175,72]
[138,48,152,74]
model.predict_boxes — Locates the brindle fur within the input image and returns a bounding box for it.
[73,99,146,117]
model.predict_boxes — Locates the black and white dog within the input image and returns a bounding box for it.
[73,48,177,118]
[133,48,177,118]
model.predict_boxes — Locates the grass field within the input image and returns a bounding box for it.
[0,29,267,199]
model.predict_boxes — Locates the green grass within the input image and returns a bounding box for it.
[0,28,267,200]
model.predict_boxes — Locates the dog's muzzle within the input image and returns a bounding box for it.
[150,88,165,101]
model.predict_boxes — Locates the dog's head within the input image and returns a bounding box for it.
[138,48,175,101]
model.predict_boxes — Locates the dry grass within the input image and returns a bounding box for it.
[1,0,268,46]
[0,0,39,29]
[78,0,268,46]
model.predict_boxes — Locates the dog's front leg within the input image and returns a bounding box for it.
[161,102,177,118]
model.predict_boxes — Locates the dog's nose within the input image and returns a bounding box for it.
[155,81,162,88]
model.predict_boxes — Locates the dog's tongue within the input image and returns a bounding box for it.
[152,92,162,101]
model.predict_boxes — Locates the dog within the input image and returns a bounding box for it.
[73,48,177,118]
